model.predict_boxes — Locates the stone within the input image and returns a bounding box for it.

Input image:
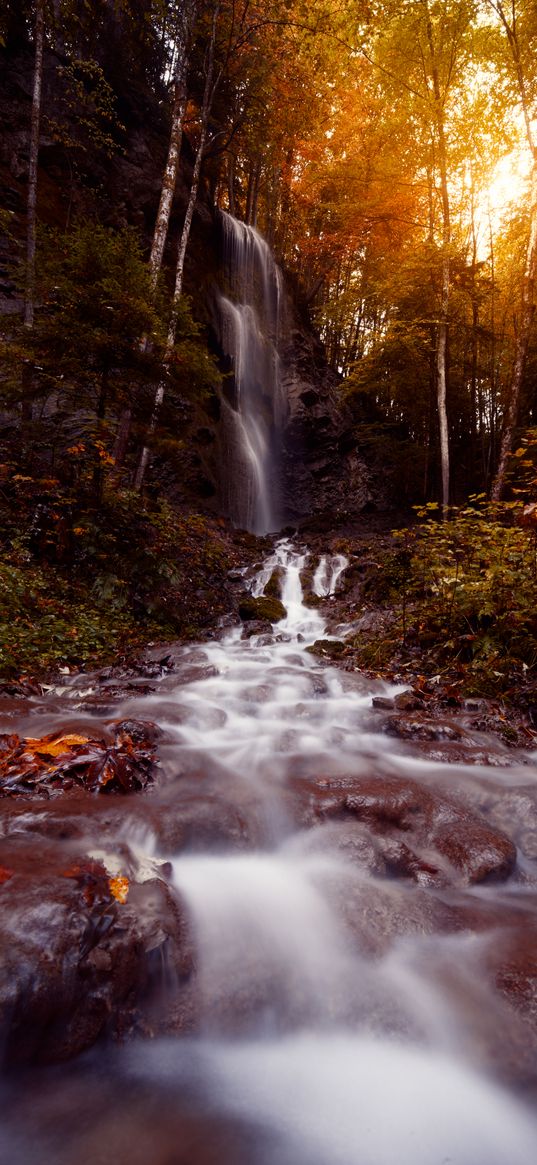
[238,596,286,623]
[0,836,187,1065]
[297,773,516,885]
[393,690,426,712]
[306,639,346,658]
[241,619,274,639]
[371,696,395,711]
[384,715,463,741]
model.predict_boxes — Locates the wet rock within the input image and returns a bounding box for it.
[238,595,287,623]
[0,679,43,698]
[263,567,284,599]
[296,821,386,875]
[393,690,426,712]
[489,924,537,1026]
[172,664,220,685]
[0,837,187,1065]
[380,839,443,886]
[384,715,463,742]
[98,655,175,681]
[154,792,254,853]
[337,877,467,958]
[306,639,346,659]
[298,774,516,885]
[113,719,162,747]
[241,619,274,639]
[372,696,395,711]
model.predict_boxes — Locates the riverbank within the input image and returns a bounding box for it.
[2,502,537,750]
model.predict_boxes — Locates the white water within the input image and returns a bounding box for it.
[217,213,286,534]
[2,541,537,1164]
[313,552,349,596]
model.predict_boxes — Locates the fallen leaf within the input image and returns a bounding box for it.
[26,733,91,758]
[109,875,129,904]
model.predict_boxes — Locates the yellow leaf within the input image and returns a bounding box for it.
[26,733,90,757]
[109,875,129,904]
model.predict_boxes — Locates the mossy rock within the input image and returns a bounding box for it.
[238,595,287,623]
[263,567,284,599]
[303,594,322,608]
[300,566,314,595]
[306,639,346,658]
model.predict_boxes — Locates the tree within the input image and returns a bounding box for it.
[24,0,44,330]
[148,0,198,288]
[135,0,220,489]
[8,224,168,502]
[488,0,537,498]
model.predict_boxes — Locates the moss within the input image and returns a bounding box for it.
[238,595,287,623]
[306,639,346,658]
[263,568,284,599]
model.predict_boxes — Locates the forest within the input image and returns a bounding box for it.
[1,1,537,686]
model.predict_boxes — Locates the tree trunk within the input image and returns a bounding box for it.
[25,0,45,330]
[424,1,451,517]
[117,1,197,471]
[148,0,197,290]
[488,1,537,498]
[135,3,219,491]
[227,154,236,216]
[491,161,537,498]
[113,406,132,467]
[93,369,109,504]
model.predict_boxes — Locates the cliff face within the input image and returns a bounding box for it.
[280,318,373,527]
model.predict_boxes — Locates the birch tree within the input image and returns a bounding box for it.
[148,0,198,289]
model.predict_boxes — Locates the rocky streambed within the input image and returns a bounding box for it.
[1,540,537,1164]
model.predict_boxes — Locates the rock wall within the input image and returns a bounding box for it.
[280,316,373,527]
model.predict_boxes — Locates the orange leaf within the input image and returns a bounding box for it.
[109,875,129,904]
[26,733,90,757]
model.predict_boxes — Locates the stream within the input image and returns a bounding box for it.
[1,540,537,1164]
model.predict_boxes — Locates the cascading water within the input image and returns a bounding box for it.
[216,212,286,535]
[2,541,537,1164]
[313,552,349,596]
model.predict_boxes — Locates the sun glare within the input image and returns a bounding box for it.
[486,150,531,215]
[472,147,532,257]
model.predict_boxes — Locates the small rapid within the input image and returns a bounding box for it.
[1,540,537,1164]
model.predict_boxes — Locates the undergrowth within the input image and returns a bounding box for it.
[350,499,537,697]
[0,477,238,678]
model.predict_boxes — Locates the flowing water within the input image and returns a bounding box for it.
[313,552,349,596]
[216,213,286,534]
[2,541,537,1164]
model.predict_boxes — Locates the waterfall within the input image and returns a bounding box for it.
[216,212,286,535]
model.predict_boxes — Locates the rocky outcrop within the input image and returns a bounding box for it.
[280,323,373,526]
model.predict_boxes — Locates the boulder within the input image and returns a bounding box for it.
[238,595,286,623]
[0,836,187,1065]
[297,774,517,885]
